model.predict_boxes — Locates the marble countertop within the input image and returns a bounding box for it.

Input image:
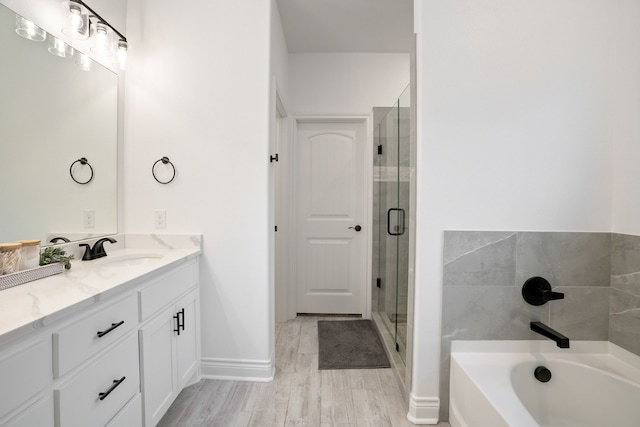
[0,233,202,346]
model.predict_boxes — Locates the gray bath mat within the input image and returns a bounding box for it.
[317,320,391,370]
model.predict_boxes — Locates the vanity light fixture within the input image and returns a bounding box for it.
[61,0,89,40]
[114,40,127,70]
[91,21,112,56]
[15,14,46,41]
[76,0,128,68]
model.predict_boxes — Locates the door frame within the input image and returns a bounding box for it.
[285,115,373,319]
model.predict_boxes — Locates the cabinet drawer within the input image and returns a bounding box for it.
[55,333,139,427]
[106,393,142,427]
[139,262,196,320]
[0,338,51,418]
[53,294,138,378]
[5,396,53,427]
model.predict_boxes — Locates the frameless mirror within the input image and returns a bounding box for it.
[0,2,117,245]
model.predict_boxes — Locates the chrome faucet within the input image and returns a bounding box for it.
[79,237,117,261]
[530,321,570,348]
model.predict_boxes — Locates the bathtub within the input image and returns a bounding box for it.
[449,341,640,427]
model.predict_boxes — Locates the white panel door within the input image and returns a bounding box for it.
[295,121,367,314]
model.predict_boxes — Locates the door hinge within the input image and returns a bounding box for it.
[376,278,381,288]
[377,145,383,155]
[274,225,278,232]
[270,153,279,163]
[395,342,400,352]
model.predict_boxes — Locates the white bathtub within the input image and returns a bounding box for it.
[449,341,640,427]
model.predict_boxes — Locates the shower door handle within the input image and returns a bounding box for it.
[387,208,405,236]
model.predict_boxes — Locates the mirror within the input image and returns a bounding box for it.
[0,2,118,245]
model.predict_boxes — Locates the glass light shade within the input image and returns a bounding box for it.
[114,40,127,70]
[62,1,89,39]
[75,52,92,71]
[15,15,46,41]
[91,22,112,56]
[48,35,73,58]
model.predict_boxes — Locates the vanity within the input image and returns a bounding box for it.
[0,234,202,427]
[0,1,202,424]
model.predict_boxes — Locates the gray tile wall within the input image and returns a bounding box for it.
[610,234,640,355]
[440,230,617,421]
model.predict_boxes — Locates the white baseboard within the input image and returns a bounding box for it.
[406,393,440,424]
[200,357,275,382]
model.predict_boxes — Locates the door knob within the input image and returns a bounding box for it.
[348,225,362,232]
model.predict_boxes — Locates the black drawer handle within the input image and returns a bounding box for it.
[98,376,126,401]
[174,308,185,335]
[97,320,125,338]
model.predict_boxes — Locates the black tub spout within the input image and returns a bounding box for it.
[530,321,570,348]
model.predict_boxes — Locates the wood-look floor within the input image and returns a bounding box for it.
[157,317,450,427]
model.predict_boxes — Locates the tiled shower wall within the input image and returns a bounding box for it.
[440,231,640,421]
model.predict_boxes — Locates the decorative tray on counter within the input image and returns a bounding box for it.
[0,263,64,291]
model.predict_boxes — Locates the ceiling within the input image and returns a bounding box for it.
[276,0,413,53]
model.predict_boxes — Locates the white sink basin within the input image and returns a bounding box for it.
[95,253,164,268]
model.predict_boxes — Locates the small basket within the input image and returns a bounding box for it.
[0,263,65,291]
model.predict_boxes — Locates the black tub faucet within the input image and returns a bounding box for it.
[531,321,570,348]
[80,237,117,261]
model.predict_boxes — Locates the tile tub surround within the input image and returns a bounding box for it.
[610,233,640,356]
[440,230,619,421]
[0,233,201,345]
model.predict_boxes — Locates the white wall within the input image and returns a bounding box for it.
[413,0,622,422]
[271,0,289,106]
[612,0,640,235]
[124,0,275,380]
[289,53,409,115]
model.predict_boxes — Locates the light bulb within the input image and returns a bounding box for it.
[48,35,73,58]
[15,14,46,41]
[91,22,112,56]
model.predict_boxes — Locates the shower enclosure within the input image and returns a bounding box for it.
[372,85,410,364]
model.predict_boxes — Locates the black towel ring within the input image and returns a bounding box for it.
[152,156,176,184]
[70,157,94,184]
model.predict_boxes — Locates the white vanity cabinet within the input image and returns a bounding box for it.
[0,252,201,427]
[139,263,200,427]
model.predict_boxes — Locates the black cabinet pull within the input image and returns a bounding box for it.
[97,321,125,338]
[173,313,181,336]
[174,308,186,335]
[98,376,126,401]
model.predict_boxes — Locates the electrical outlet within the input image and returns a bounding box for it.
[84,210,95,228]
[154,210,166,229]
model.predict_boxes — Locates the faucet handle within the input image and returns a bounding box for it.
[522,277,564,306]
[79,243,92,261]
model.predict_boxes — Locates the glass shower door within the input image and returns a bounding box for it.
[374,84,410,364]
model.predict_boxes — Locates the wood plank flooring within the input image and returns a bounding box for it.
[157,317,450,427]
